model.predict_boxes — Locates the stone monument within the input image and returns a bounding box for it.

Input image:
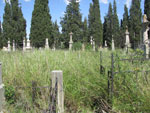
[69,32,73,50]
[7,40,11,52]
[26,39,31,50]
[125,26,131,52]
[45,38,49,49]
[112,38,115,51]
[13,40,15,51]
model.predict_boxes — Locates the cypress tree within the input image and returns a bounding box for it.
[2,1,12,46]
[60,0,82,48]
[52,21,60,48]
[112,0,120,47]
[88,0,103,46]
[103,3,113,47]
[30,0,53,48]
[144,0,150,21]
[82,17,88,43]
[129,0,142,48]
[2,0,26,47]
[122,5,129,31]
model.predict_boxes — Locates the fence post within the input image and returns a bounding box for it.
[51,71,64,113]
[111,53,114,102]
[0,63,4,112]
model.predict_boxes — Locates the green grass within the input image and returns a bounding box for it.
[0,49,101,112]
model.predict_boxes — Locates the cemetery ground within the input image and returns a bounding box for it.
[1,49,150,112]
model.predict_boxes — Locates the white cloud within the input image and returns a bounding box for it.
[100,0,108,4]
[3,0,10,4]
[64,0,81,5]
[24,0,31,2]
[126,0,132,8]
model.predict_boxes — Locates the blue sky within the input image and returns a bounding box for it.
[0,0,145,38]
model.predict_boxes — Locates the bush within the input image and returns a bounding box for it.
[73,42,82,50]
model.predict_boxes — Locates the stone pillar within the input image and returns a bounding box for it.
[82,43,85,51]
[112,38,115,51]
[69,32,73,50]
[45,38,49,49]
[125,26,131,51]
[145,43,149,59]
[143,15,149,44]
[23,38,26,51]
[26,39,31,50]
[13,40,15,52]
[90,36,93,45]
[93,41,95,51]
[7,40,11,52]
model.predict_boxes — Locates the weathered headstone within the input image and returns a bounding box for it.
[69,32,73,50]
[13,40,15,52]
[0,63,5,113]
[90,36,93,45]
[26,39,31,50]
[51,71,64,113]
[125,26,131,52]
[82,43,85,51]
[45,38,49,49]
[7,40,11,52]
[112,38,115,51]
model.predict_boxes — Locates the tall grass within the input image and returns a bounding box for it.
[0,50,101,112]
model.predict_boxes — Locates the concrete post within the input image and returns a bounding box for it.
[51,71,64,113]
[0,63,4,113]
[69,32,73,50]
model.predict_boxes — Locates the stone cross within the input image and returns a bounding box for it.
[112,38,115,51]
[7,40,11,52]
[69,32,73,50]
[13,40,15,51]
[23,38,26,51]
[45,38,49,49]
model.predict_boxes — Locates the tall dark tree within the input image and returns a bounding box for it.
[2,1,12,46]
[52,21,60,48]
[30,0,53,48]
[144,0,150,21]
[103,3,113,47]
[60,0,82,48]
[88,0,103,46]
[122,5,129,31]
[2,0,26,47]
[82,17,88,43]
[129,0,142,48]
[112,0,120,47]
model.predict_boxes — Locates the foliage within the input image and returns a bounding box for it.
[60,0,82,48]
[72,42,82,50]
[2,0,26,47]
[88,0,103,46]
[0,21,2,48]
[30,0,53,48]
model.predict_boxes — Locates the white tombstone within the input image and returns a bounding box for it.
[7,40,11,52]
[69,32,73,50]
[23,38,26,51]
[82,43,85,51]
[105,40,107,47]
[45,38,49,49]
[26,39,31,50]
[13,40,15,51]
[125,26,131,51]
[112,38,115,51]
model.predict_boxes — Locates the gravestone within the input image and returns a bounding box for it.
[112,38,115,51]
[13,40,15,51]
[93,41,95,51]
[45,38,49,49]
[69,32,73,50]
[7,40,11,52]
[90,36,93,45]
[125,26,131,52]
[26,39,31,50]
